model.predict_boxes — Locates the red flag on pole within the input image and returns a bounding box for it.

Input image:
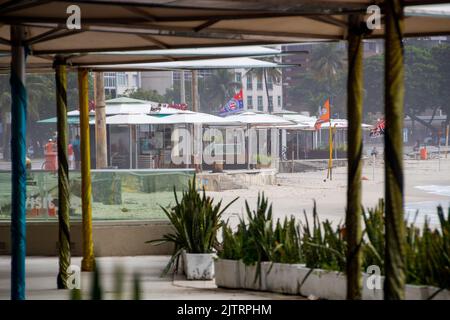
[314,98,330,130]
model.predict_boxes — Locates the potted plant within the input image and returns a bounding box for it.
[215,197,450,299]
[147,176,237,280]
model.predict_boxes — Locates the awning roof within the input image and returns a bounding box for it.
[38,97,193,124]
[37,116,91,125]
[157,112,239,125]
[0,1,449,71]
[280,115,373,130]
[74,46,286,66]
[85,57,297,71]
[0,45,292,71]
[224,111,295,126]
[99,114,166,125]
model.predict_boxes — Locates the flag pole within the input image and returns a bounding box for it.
[327,98,333,180]
[445,124,449,159]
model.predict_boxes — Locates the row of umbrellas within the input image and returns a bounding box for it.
[97,110,372,129]
[96,111,294,126]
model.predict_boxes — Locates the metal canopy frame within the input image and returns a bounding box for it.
[4,0,450,301]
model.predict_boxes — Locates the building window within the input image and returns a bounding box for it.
[267,76,273,90]
[104,72,116,89]
[247,96,253,109]
[236,72,242,83]
[257,77,263,90]
[246,75,252,90]
[268,96,273,108]
[117,72,127,86]
[277,95,281,107]
[257,96,263,111]
[173,71,181,81]
[105,88,116,99]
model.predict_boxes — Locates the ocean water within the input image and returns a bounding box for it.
[405,185,450,227]
[415,185,450,197]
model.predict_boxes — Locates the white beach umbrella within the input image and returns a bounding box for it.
[158,112,239,125]
[282,114,317,129]
[224,112,294,126]
[89,114,164,125]
[277,123,312,130]
[149,107,194,115]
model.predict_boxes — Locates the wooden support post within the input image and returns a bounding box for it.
[180,71,186,104]
[94,72,108,169]
[191,70,199,112]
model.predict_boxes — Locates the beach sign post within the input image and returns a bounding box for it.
[446,125,449,159]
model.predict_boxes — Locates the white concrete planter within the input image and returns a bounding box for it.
[182,251,215,280]
[214,259,449,300]
[214,259,242,288]
[241,262,267,291]
[264,262,306,295]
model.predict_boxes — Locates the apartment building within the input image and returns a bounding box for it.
[104,72,141,98]
[235,68,283,113]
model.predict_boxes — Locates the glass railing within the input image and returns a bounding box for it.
[0,169,194,221]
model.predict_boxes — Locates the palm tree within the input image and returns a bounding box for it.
[199,69,241,113]
[310,43,346,99]
[310,44,346,83]
[308,44,347,117]
[26,74,55,121]
[244,67,282,113]
[0,74,62,160]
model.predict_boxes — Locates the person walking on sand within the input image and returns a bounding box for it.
[370,146,378,159]
[72,135,81,170]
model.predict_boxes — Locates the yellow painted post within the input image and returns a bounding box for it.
[346,14,365,300]
[54,57,71,289]
[384,0,406,300]
[78,69,95,271]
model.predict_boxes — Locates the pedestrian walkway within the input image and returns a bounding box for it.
[0,256,305,300]
[0,158,45,171]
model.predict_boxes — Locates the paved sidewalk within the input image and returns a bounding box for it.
[0,256,305,300]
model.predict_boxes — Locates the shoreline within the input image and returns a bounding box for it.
[208,158,450,227]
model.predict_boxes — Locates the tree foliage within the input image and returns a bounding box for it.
[0,72,80,158]
[289,41,450,123]
[123,87,165,103]
[288,43,347,117]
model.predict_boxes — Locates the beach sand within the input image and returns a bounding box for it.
[207,157,450,227]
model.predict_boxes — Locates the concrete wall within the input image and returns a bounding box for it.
[0,220,174,256]
[278,159,349,173]
[140,71,173,95]
[197,169,277,191]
